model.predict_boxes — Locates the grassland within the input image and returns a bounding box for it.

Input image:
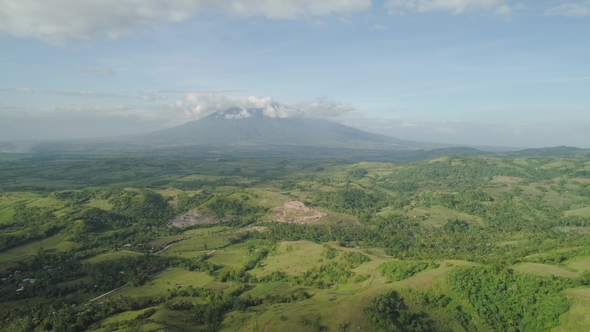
[250,241,327,277]
[566,207,590,217]
[513,263,580,278]
[104,268,215,299]
[566,256,590,272]
[207,250,247,267]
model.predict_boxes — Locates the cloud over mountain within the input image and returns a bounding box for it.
[169,94,354,124]
[0,91,355,130]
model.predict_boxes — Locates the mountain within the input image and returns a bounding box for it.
[5,108,588,161]
[131,108,446,151]
[502,146,590,157]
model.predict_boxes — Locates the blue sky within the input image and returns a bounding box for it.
[0,0,589,148]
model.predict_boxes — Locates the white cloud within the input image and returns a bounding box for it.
[0,87,35,93]
[545,3,590,18]
[308,19,328,27]
[138,91,157,101]
[293,96,355,118]
[0,105,146,118]
[16,87,34,93]
[386,0,511,15]
[512,2,527,11]
[494,4,512,15]
[161,89,245,94]
[561,76,590,82]
[0,94,355,132]
[0,0,371,44]
[43,89,157,101]
[76,66,115,77]
[370,24,388,30]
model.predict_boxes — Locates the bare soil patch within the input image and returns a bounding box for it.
[167,209,229,227]
[274,200,326,224]
[532,178,558,186]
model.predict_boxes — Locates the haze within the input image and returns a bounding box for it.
[1,0,589,148]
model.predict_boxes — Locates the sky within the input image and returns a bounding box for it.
[0,0,589,148]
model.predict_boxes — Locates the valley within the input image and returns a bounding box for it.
[1,153,590,331]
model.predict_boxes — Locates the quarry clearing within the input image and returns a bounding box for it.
[166,209,230,227]
[274,200,326,224]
